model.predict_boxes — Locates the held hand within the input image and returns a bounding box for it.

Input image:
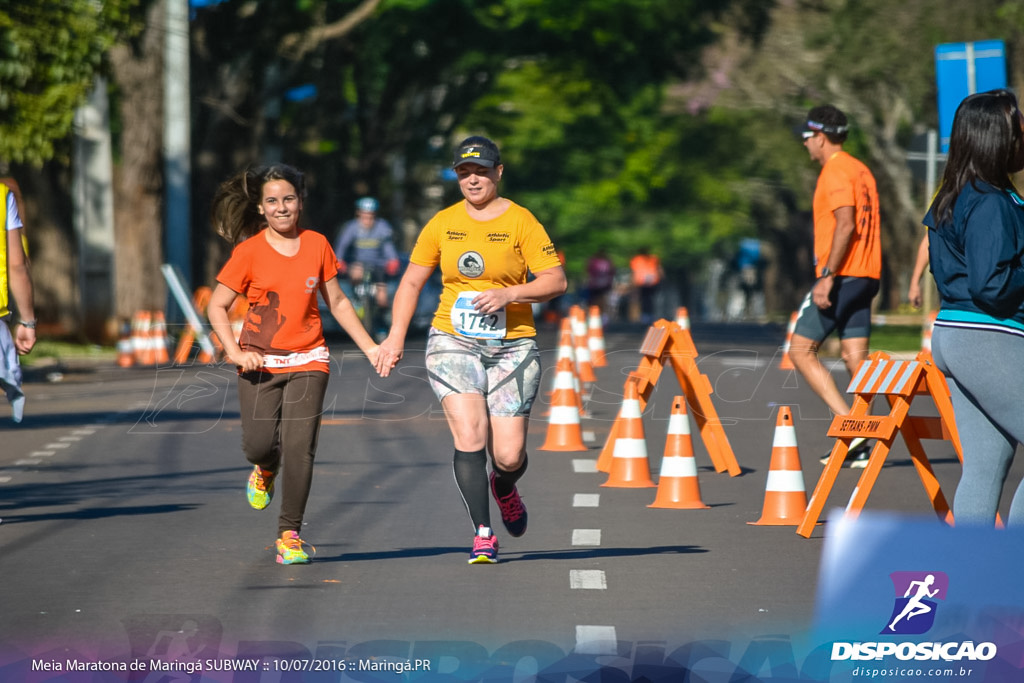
[812,277,833,310]
[228,350,264,373]
[375,335,404,378]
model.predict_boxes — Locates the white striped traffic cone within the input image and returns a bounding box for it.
[538,356,587,452]
[602,380,655,488]
[587,305,608,367]
[749,406,808,525]
[649,396,708,509]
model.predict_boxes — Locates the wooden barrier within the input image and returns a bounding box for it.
[596,319,741,477]
[796,350,964,538]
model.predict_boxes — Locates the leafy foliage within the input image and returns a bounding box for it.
[0,1,138,165]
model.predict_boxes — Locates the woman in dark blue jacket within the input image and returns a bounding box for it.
[925,89,1024,526]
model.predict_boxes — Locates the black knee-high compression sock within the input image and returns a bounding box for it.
[453,448,490,530]
[491,453,529,498]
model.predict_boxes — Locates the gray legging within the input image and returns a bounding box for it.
[932,324,1024,526]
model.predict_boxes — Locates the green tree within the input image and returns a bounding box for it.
[0,1,137,165]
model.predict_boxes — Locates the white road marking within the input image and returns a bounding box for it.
[572,529,601,546]
[575,625,617,655]
[573,493,600,507]
[572,459,597,473]
[570,569,607,590]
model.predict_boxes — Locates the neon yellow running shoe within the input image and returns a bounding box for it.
[246,466,276,510]
[275,530,314,565]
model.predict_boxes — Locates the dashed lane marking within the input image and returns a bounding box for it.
[573,493,600,507]
[572,529,601,546]
[570,569,607,590]
[572,459,597,473]
[575,625,617,655]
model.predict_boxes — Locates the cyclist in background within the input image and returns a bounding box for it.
[334,197,400,339]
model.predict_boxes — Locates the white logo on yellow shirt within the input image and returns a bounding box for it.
[458,251,485,278]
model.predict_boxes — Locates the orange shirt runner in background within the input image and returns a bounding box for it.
[630,253,662,287]
[812,150,881,279]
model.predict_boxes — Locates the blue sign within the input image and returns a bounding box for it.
[935,40,1007,153]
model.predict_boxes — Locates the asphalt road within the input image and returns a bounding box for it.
[0,320,974,681]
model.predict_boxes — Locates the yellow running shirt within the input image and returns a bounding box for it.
[410,200,562,339]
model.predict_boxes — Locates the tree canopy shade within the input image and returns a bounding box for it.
[0,1,137,165]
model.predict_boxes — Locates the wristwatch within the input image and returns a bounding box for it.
[819,266,833,278]
[18,319,37,329]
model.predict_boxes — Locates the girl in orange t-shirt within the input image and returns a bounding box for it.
[206,164,385,565]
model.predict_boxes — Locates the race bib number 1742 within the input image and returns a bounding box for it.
[451,291,507,339]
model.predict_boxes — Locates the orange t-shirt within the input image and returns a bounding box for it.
[216,228,339,373]
[630,254,661,287]
[812,151,881,279]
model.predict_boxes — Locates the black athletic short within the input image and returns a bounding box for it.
[793,276,879,343]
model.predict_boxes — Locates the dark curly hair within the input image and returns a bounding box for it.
[211,164,306,244]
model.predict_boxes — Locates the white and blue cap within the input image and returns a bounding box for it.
[356,196,378,213]
[801,119,850,139]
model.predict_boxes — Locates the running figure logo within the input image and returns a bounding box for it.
[882,571,948,635]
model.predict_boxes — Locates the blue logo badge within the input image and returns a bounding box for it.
[882,571,948,635]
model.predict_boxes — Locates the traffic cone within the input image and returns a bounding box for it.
[116,319,134,368]
[649,396,708,509]
[749,406,809,526]
[131,311,155,367]
[587,305,608,367]
[779,312,798,370]
[549,317,586,416]
[921,310,937,352]
[675,307,690,331]
[571,306,597,383]
[602,380,655,488]
[151,310,171,365]
[538,356,588,452]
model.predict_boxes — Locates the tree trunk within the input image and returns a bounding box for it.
[109,0,166,319]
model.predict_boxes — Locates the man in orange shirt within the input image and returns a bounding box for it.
[630,248,663,324]
[791,105,881,467]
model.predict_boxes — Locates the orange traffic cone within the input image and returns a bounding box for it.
[152,311,171,365]
[921,310,937,352]
[602,380,655,488]
[570,306,597,383]
[538,356,588,452]
[549,318,586,416]
[749,406,809,525]
[779,312,798,370]
[587,305,608,367]
[132,311,155,367]
[649,396,708,509]
[116,319,134,368]
[675,307,690,331]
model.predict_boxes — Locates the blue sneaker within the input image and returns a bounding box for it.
[246,466,276,510]
[468,526,499,564]
[490,471,527,537]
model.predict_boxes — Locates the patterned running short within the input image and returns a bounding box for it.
[424,328,541,417]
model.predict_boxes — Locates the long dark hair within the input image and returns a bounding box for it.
[933,90,1023,225]
[211,164,306,244]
